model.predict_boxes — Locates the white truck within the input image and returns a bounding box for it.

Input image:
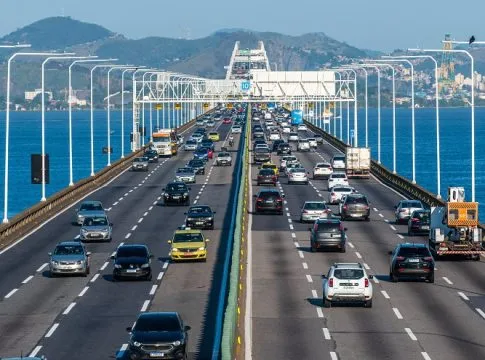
[345,147,370,178]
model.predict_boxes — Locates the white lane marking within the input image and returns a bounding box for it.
[141,300,150,312]
[90,274,100,283]
[63,302,76,315]
[289,224,294,230]
[323,328,331,340]
[149,206,153,211]
[284,200,288,205]
[330,351,338,360]
[393,308,403,319]
[476,308,485,320]
[458,292,470,301]
[22,275,34,284]
[196,195,200,200]
[143,212,148,217]
[74,234,80,239]
[316,307,324,318]
[106,207,112,211]
[45,323,59,338]
[381,290,390,299]
[118,344,128,355]
[124,193,129,196]
[149,285,158,295]
[398,234,404,239]
[125,233,131,239]
[294,242,299,248]
[78,286,89,297]
[113,201,119,206]
[421,352,432,360]
[163,261,169,269]
[355,252,362,259]
[298,251,304,258]
[373,207,378,212]
[157,196,161,201]
[363,263,370,270]
[373,276,380,284]
[405,327,417,341]
[100,261,109,271]
[286,212,291,217]
[131,225,138,231]
[285,207,289,211]
[390,225,397,231]
[4,288,18,298]
[312,289,318,298]
[153,201,158,205]
[442,277,453,285]
[302,262,309,270]
[37,263,48,272]
[379,213,384,218]
[129,189,133,193]
[29,346,43,357]
[291,233,296,238]
[138,218,144,223]
[306,274,313,283]
[138,183,142,187]
[194,200,198,204]
[348,242,355,249]
[384,219,389,223]
[288,218,292,223]
[157,272,164,280]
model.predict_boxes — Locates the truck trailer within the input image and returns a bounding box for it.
[345,147,371,178]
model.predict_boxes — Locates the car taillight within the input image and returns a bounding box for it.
[277,198,283,202]
[412,218,419,223]
[273,176,277,180]
[364,278,369,287]
[396,256,405,261]
[331,192,336,196]
[343,205,348,210]
[423,257,433,261]
[329,278,334,287]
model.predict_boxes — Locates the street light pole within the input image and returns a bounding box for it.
[343,65,369,147]
[132,69,156,152]
[359,65,381,163]
[121,67,141,158]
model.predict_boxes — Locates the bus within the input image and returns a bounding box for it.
[290,110,303,126]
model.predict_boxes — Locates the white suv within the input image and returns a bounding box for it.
[327,172,349,190]
[322,263,373,308]
[297,139,311,152]
[331,154,346,170]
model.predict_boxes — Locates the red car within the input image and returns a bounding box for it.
[223,117,232,124]
[200,146,213,159]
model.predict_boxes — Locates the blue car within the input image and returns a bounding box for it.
[193,148,209,162]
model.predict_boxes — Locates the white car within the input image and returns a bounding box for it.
[280,155,299,170]
[308,138,317,148]
[281,121,289,127]
[282,126,291,134]
[327,173,349,190]
[288,168,309,185]
[231,126,242,133]
[322,263,373,308]
[328,186,355,204]
[394,200,425,224]
[288,132,299,142]
[300,201,332,223]
[297,124,308,131]
[190,133,204,143]
[269,132,281,141]
[331,154,346,170]
[184,140,198,151]
[313,162,333,179]
[297,139,311,152]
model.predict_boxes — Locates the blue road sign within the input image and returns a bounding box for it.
[350,129,355,138]
[241,81,251,91]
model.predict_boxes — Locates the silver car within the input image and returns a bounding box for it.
[132,157,149,172]
[80,215,113,242]
[288,168,309,185]
[300,201,331,223]
[74,200,105,225]
[175,167,196,183]
[395,200,424,224]
[184,139,198,151]
[215,151,232,166]
[49,241,91,277]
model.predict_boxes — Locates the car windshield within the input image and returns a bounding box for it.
[333,269,364,280]
[177,168,193,174]
[218,152,230,157]
[209,132,218,136]
[83,217,108,226]
[397,247,430,257]
[304,202,326,210]
[262,164,276,169]
[308,138,316,141]
[346,196,368,205]
[79,203,103,211]
[255,148,270,154]
[317,223,340,232]
[259,169,274,176]
[186,140,196,145]
[117,247,148,258]
[134,158,147,163]
[134,314,181,332]
[166,183,187,191]
[332,174,346,179]
[54,245,84,255]
[189,206,212,214]
[188,160,203,167]
[173,233,204,243]
[402,201,423,208]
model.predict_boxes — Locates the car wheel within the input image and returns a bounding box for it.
[209,225,215,230]
[146,273,152,281]
[86,267,90,275]
[391,272,398,282]
[340,246,346,253]
[364,299,373,308]
[341,216,345,221]
[112,275,118,282]
[365,217,370,222]
[310,243,316,252]
[300,217,304,223]
[324,298,332,308]
[50,272,56,278]
[408,228,413,236]
[427,272,435,283]
[82,270,87,277]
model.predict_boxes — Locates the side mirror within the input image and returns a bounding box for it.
[162,188,165,191]
[388,251,393,255]
[281,194,286,198]
[110,223,114,227]
[394,205,397,209]
[168,240,172,244]
[86,252,92,256]
[344,227,348,231]
[184,325,191,331]
[126,327,132,332]
[183,212,187,215]
[188,187,191,191]
[368,275,374,279]
[206,239,210,242]
[213,211,216,214]
[48,252,52,256]
[111,255,115,260]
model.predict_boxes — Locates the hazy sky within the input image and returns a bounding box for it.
[0,0,481,51]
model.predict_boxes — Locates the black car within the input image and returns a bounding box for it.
[144,149,159,163]
[340,194,370,221]
[112,244,153,281]
[253,148,271,164]
[200,139,215,151]
[187,159,205,175]
[309,218,347,252]
[408,209,431,236]
[272,139,285,152]
[253,129,265,139]
[277,143,292,155]
[389,243,434,283]
[254,189,284,215]
[185,205,216,230]
[126,312,191,360]
[163,182,190,205]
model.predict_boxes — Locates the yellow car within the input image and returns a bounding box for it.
[260,162,279,177]
[208,132,220,141]
[168,228,209,262]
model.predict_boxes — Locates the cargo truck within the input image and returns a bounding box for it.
[345,147,370,178]
[290,110,303,126]
[429,187,484,260]
[152,129,178,157]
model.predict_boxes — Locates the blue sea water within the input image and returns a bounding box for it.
[0,109,181,219]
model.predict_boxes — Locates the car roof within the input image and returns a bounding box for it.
[58,241,84,247]
[398,243,428,248]
[118,244,148,250]
[174,229,202,235]
[80,200,102,205]
[332,262,363,269]
[137,311,180,319]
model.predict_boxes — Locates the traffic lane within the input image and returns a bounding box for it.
[278,177,426,360]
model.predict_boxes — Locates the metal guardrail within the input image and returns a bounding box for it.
[0,112,209,251]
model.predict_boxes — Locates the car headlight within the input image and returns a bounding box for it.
[81,228,88,234]
[173,340,182,346]
[187,218,195,221]
[76,260,84,265]
[130,340,142,347]
[114,264,122,269]
[51,260,59,265]
[172,248,179,252]
[207,217,213,221]
[183,192,189,196]
[141,263,150,268]
[198,247,206,251]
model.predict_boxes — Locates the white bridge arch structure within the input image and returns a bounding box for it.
[131,42,356,150]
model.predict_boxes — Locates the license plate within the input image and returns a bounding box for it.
[126,269,138,273]
[350,214,361,217]
[196,221,204,225]
[408,259,419,263]
[421,225,429,230]
[150,352,165,357]
[172,196,180,199]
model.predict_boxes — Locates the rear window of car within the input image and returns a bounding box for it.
[333,156,345,161]
[331,174,346,179]
[403,201,422,208]
[397,247,430,257]
[255,148,270,153]
[333,269,364,280]
[316,163,331,168]
[259,191,280,198]
[317,222,340,232]
[346,196,368,205]
[166,184,187,191]
[259,169,274,176]
[304,202,326,210]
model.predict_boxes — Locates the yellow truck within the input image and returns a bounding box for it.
[152,129,178,156]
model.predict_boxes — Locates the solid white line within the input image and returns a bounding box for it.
[379,213,384,218]
[348,242,355,249]
[302,262,308,269]
[398,234,404,239]
[476,308,485,320]
[90,273,100,283]
[458,292,470,301]
[330,351,338,360]
[393,308,403,319]
[163,261,169,269]
[316,307,324,318]
[45,323,59,338]
[131,225,138,231]
[312,289,318,298]
[63,302,76,315]
[29,346,43,357]
[390,225,397,231]
[306,274,313,283]
[143,212,148,217]
[125,233,131,239]
[138,218,144,223]
[22,275,34,284]
[100,261,109,271]
[421,352,432,360]
[298,251,304,258]
[355,251,362,259]
[323,328,331,340]
[442,277,453,285]
[289,224,294,230]
[157,272,164,281]
[363,263,370,270]
[4,288,18,298]
[78,286,89,297]
[141,300,150,312]
[381,290,390,299]
[37,263,48,272]
[149,285,158,295]
[405,327,417,341]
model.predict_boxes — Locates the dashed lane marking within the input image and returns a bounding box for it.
[393,308,403,319]
[78,286,89,297]
[291,233,296,238]
[118,197,123,202]
[29,346,42,357]
[355,252,362,259]
[286,212,291,217]
[348,242,355,249]
[390,225,397,231]
[330,351,338,360]
[302,262,308,269]
[63,302,76,315]
[141,300,150,312]
[163,261,169,269]
[421,352,432,360]
[149,206,153,211]
[37,263,48,272]
[397,234,404,239]
[113,201,119,206]
[143,212,148,216]
[373,207,378,212]
[312,289,318,298]
[100,261,109,271]
[373,276,380,284]
[458,292,470,301]
[476,308,485,320]
[149,285,158,295]
[323,328,331,340]
[125,233,131,239]
[316,307,324,318]
[157,272,164,281]
[106,207,112,211]
[298,251,304,259]
[306,274,313,283]
[293,242,299,248]
[22,275,34,284]
[378,213,384,218]
[381,290,390,299]
[442,277,453,285]
[45,323,59,338]
[405,327,417,341]
[4,288,18,298]
[363,263,370,270]
[289,224,294,230]
[138,218,144,223]
[131,225,138,231]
